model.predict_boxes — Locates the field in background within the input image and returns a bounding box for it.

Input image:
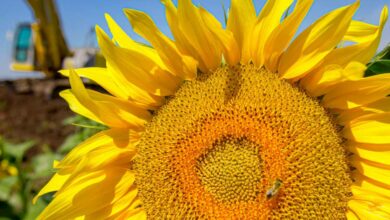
[0,83,75,150]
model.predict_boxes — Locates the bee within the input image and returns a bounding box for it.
[266,179,283,200]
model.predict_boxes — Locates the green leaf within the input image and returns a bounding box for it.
[0,176,18,200]
[59,115,105,153]
[63,115,105,130]
[2,141,35,162]
[372,44,390,60]
[58,132,85,153]
[23,198,47,220]
[365,44,390,77]
[30,153,60,179]
[221,0,228,26]
[365,59,390,77]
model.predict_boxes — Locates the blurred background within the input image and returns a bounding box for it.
[0,0,389,219]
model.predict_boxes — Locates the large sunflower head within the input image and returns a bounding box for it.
[35,0,390,219]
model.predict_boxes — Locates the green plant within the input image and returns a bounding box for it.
[0,138,56,220]
[58,115,106,154]
[365,44,390,76]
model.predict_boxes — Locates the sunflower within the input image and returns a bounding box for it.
[35,0,390,219]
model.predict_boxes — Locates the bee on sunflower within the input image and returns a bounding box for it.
[35,0,389,219]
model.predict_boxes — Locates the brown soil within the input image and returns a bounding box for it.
[0,82,75,154]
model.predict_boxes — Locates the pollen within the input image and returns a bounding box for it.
[134,64,352,219]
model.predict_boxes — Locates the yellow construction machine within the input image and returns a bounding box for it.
[11,0,104,78]
[8,0,104,96]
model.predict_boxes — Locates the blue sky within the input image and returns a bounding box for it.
[0,0,389,79]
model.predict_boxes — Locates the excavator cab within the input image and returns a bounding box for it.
[11,23,35,72]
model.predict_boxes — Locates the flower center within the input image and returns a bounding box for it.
[196,137,262,204]
[134,64,351,219]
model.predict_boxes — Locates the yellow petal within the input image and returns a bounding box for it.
[349,186,390,219]
[96,26,181,96]
[104,13,133,48]
[65,71,108,125]
[352,186,390,211]
[251,0,294,66]
[199,7,240,66]
[346,210,359,220]
[38,168,135,220]
[60,89,104,125]
[162,0,222,72]
[84,187,139,219]
[33,173,70,204]
[278,1,359,80]
[352,157,390,187]
[349,200,390,220]
[301,65,343,97]
[161,0,200,67]
[60,69,164,109]
[117,208,147,220]
[87,89,151,126]
[264,0,314,72]
[338,97,390,124]
[344,113,390,144]
[56,129,140,174]
[106,64,164,109]
[176,0,221,72]
[349,142,390,151]
[339,61,366,80]
[353,172,390,198]
[301,61,366,97]
[61,70,150,129]
[322,73,390,109]
[105,13,164,67]
[324,6,388,67]
[226,0,256,63]
[60,68,127,100]
[123,9,197,80]
[345,20,378,43]
[348,142,390,166]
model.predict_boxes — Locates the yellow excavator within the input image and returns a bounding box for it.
[10,0,104,82]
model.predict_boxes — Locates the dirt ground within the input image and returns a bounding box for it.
[0,82,75,153]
